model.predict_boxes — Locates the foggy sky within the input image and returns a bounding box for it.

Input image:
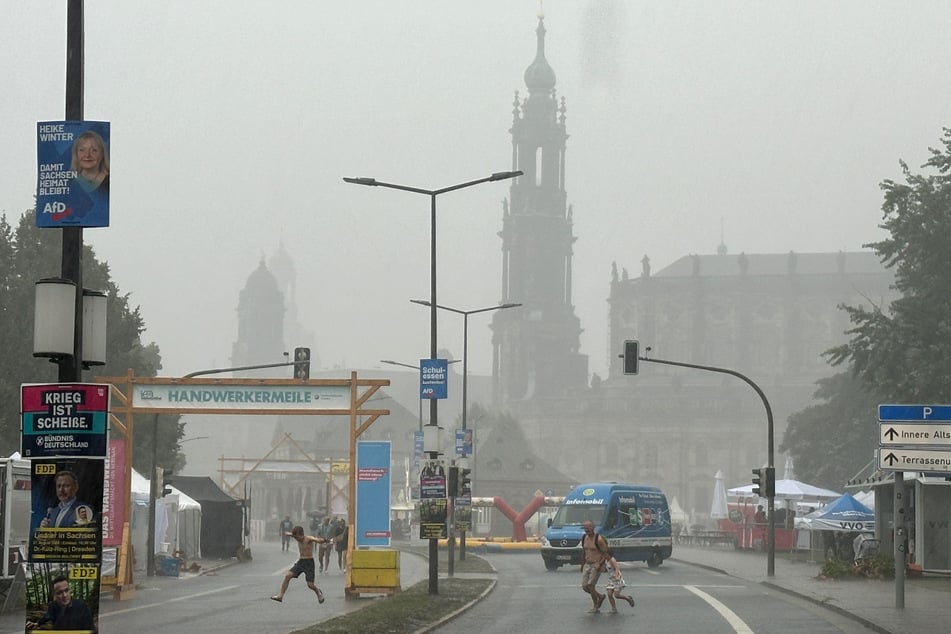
[3,1,950,383]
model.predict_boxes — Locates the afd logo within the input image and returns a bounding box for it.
[42,201,73,221]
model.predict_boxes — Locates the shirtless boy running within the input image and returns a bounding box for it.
[271,526,328,604]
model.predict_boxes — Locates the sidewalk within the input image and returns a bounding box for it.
[672,545,951,634]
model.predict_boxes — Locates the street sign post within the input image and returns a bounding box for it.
[878,448,951,474]
[877,402,951,610]
[880,423,951,446]
[878,403,951,474]
[879,404,951,422]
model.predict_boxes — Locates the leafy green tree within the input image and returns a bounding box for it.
[0,208,182,472]
[827,127,951,402]
[780,372,882,490]
[784,127,951,486]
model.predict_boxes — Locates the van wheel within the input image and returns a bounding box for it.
[544,561,560,571]
[647,550,663,568]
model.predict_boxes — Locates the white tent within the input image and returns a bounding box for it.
[728,478,840,503]
[711,470,729,519]
[668,495,689,527]
[130,469,202,566]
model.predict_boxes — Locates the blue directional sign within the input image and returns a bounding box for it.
[878,404,951,422]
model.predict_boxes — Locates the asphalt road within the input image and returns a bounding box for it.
[435,554,873,634]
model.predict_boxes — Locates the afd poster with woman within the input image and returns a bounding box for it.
[36,120,110,228]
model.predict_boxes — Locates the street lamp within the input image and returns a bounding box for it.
[345,169,521,594]
[411,300,521,560]
[409,300,521,432]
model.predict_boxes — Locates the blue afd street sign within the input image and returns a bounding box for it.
[878,404,951,422]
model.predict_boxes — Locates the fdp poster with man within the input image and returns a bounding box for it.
[35,120,111,228]
[23,562,101,633]
[28,458,103,563]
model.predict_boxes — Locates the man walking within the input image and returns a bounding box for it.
[316,517,334,573]
[580,520,607,613]
[279,515,293,552]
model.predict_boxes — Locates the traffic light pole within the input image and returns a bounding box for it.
[635,355,776,577]
[447,465,457,577]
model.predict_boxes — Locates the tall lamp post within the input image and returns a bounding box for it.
[345,170,521,595]
[410,300,521,559]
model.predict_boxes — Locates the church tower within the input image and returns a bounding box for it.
[492,15,588,403]
[231,256,285,377]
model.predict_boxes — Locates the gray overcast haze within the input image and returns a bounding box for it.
[3,1,951,382]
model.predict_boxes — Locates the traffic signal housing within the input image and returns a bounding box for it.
[764,466,776,498]
[751,466,776,498]
[458,468,472,498]
[447,466,459,497]
[751,467,765,497]
[161,468,174,497]
[293,347,311,379]
[623,339,640,375]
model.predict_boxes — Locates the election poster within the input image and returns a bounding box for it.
[20,383,109,458]
[23,562,101,633]
[355,441,392,547]
[36,120,111,228]
[28,458,104,563]
[417,459,448,539]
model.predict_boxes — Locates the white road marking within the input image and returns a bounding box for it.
[685,584,754,634]
[100,585,241,618]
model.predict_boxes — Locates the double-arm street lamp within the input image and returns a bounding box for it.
[411,300,521,560]
[409,300,521,433]
[379,359,460,432]
[345,170,521,594]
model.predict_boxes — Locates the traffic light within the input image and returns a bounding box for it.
[764,466,776,498]
[160,468,173,497]
[447,466,459,497]
[623,339,639,375]
[293,347,311,379]
[458,468,472,498]
[751,467,765,497]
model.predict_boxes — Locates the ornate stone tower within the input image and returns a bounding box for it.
[230,257,285,377]
[492,16,588,404]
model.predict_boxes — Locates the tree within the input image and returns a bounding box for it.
[828,127,951,402]
[0,208,182,472]
[780,372,882,491]
[783,127,951,486]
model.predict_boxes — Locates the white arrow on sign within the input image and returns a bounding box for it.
[878,448,951,473]
[880,423,951,446]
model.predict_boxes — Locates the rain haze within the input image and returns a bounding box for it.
[3,1,951,386]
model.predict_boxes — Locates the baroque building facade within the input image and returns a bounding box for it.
[491,18,896,517]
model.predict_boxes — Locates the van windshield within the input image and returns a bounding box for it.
[551,504,607,526]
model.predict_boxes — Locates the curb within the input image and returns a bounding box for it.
[412,555,499,634]
[414,576,498,634]
[672,557,892,634]
[760,581,890,634]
